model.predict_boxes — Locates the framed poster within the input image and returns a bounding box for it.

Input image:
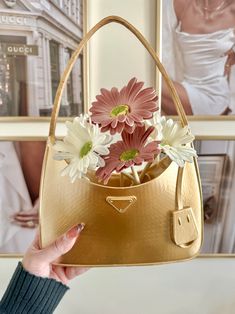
[195,139,235,255]
[198,155,227,224]
[0,0,87,119]
[0,140,45,256]
[0,138,235,257]
[161,0,235,119]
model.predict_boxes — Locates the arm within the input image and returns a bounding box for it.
[224,45,235,78]
[0,224,87,314]
[0,263,68,314]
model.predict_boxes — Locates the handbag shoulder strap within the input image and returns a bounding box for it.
[49,15,188,143]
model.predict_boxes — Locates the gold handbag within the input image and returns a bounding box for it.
[39,16,203,266]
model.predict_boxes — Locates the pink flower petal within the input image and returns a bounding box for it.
[128,82,144,102]
[134,110,153,119]
[101,125,111,133]
[111,118,118,128]
[90,78,158,134]
[124,124,135,134]
[134,156,144,164]
[97,126,158,184]
[92,115,112,124]
[125,77,138,98]
[95,95,114,108]
[101,88,117,106]
[117,114,127,123]
[110,128,117,135]
[126,115,134,126]
[111,87,120,104]
[129,112,143,122]
[116,122,125,133]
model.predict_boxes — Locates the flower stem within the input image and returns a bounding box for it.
[139,162,152,182]
[120,172,124,186]
[152,153,161,167]
[131,166,140,185]
[121,171,135,185]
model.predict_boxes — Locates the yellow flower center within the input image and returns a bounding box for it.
[160,140,169,147]
[80,141,92,158]
[120,149,139,161]
[111,104,129,117]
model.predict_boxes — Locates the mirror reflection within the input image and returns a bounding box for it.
[162,0,235,116]
[0,139,235,255]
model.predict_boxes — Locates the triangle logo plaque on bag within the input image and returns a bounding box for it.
[106,196,137,213]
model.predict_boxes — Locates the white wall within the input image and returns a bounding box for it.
[87,0,157,104]
[1,258,235,314]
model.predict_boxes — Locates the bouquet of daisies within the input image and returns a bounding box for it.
[53,78,197,185]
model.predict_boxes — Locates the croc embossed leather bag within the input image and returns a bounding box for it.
[39,16,203,266]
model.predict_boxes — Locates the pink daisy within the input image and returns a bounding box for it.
[96,126,160,184]
[90,77,158,135]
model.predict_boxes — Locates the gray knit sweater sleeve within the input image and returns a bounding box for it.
[0,262,69,313]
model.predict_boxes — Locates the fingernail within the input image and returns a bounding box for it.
[77,223,85,233]
[66,223,85,239]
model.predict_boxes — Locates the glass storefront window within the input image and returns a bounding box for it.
[64,48,83,116]
[49,40,60,105]
[0,36,27,116]
[65,48,74,109]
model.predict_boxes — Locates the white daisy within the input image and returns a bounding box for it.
[53,115,112,182]
[0,152,5,167]
[145,111,163,140]
[159,117,197,167]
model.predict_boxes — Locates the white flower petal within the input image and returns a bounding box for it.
[161,141,196,167]
[83,156,89,168]
[54,115,113,181]
[145,111,163,140]
[158,116,197,167]
[88,152,98,166]
[98,156,105,167]
[53,152,74,160]
[94,145,109,155]
[54,141,77,154]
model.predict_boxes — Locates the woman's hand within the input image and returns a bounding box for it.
[224,48,235,78]
[22,224,88,285]
[11,198,39,228]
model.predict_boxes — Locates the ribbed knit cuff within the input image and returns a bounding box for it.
[0,262,69,314]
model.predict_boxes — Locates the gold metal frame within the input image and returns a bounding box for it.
[155,0,162,105]
[83,0,89,112]
[1,120,235,141]
[200,254,235,258]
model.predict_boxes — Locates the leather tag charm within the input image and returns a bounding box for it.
[172,207,199,248]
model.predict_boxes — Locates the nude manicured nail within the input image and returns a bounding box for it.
[77,223,85,232]
[66,223,85,239]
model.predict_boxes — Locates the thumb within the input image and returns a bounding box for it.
[40,223,85,263]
